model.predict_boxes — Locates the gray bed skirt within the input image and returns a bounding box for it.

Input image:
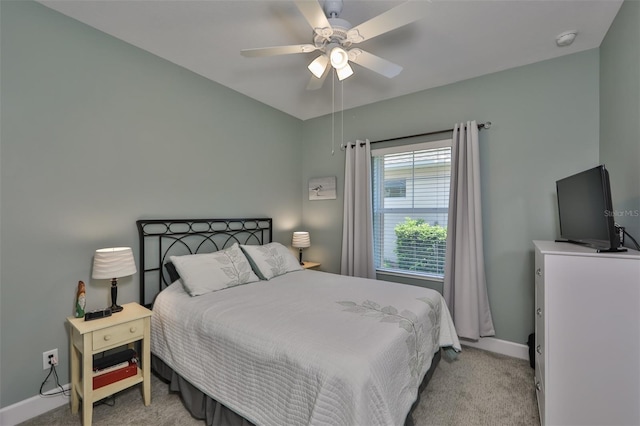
[152,350,441,426]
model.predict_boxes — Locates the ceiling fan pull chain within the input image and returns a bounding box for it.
[331,69,335,155]
[341,78,344,154]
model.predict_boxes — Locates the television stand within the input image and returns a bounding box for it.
[534,240,639,425]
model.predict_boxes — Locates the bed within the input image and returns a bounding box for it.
[137,218,460,426]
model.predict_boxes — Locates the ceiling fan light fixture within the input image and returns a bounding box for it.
[329,46,349,69]
[242,0,423,89]
[336,63,354,81]
[308,55,329,78]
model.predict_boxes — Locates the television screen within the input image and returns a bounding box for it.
[556,165,624,252]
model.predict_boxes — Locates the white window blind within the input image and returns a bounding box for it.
[372,140,452,278]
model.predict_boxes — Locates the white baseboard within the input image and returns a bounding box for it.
[461,336,530,360]
[0,384,70,426]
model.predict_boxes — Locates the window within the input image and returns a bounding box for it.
[372,140,451,278]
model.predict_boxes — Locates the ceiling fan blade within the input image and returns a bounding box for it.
[294,0,333,38]
[346,1,425,44]
[241,44,317,58]
[306,66,330,90]
[348,49,403,78]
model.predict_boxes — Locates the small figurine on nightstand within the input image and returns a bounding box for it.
[75,280,86,318]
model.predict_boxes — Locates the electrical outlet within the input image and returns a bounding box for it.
[42,349,58,370]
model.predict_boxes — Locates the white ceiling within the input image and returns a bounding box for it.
[38,0,622,121]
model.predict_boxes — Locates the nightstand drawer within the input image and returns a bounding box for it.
[93,318,144,351]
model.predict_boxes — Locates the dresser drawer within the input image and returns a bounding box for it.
[93,319,144,351]
[534,303,545,384]
[534,362,545,425]
[534,338,545,387]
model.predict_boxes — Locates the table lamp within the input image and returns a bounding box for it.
[292,232,310,265]
[92,247,137,313]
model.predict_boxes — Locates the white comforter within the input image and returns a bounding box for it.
[151,270,460,426]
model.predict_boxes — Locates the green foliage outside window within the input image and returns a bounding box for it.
[394,218,447,275]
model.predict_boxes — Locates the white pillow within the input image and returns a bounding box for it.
[240,242,303,280]
[170,243,259,296]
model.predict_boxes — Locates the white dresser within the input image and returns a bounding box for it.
[533,240,640,426]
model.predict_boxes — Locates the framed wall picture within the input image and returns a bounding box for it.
[308,176,337,200]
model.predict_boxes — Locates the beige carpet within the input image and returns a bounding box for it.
[21,346,540,426]
[414,346,539,426]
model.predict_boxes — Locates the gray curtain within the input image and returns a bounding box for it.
[341,139,376,278]
[443,121,495,340]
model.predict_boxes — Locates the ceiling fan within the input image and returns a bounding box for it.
[240,0,425,90]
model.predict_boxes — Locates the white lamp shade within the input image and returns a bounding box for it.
[92,247,137,279]
[336,63,354,81]
[292,232,311,248]
[308,55,329,78]
[329,46,349,69]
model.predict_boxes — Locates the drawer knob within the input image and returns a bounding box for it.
[535,268,542,277]
[536,308,542,317]
[536,345,542,355]
[535,381,542,391]
[103,335,111,341]
[130,326,137,333]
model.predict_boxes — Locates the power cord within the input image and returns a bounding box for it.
[616,223,640,251]
[39,357,69,398]
[623,228,640,251]
[94,395,116,407]
[39,356,117,407]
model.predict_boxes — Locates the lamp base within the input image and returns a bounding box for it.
[110,278,123,313]
[298,249,303,265]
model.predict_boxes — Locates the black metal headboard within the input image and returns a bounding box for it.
[136,218,273,307]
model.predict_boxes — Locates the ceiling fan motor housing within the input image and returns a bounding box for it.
[314,17,352,48]
[323,0,343,18]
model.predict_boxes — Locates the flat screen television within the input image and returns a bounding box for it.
[556,165,625,252]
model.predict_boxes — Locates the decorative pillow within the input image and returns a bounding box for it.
[240,242,303,280]
[169,243,259,296]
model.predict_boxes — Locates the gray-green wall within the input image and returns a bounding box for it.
[0,1,302,407]
[301,50,601,346]
[1,0,636,411]
[600,0,640,243]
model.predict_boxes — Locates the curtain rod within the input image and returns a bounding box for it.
[342,121,492,149]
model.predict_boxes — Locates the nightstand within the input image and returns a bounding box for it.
[67,302,152,425]
[302,261,321,270]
